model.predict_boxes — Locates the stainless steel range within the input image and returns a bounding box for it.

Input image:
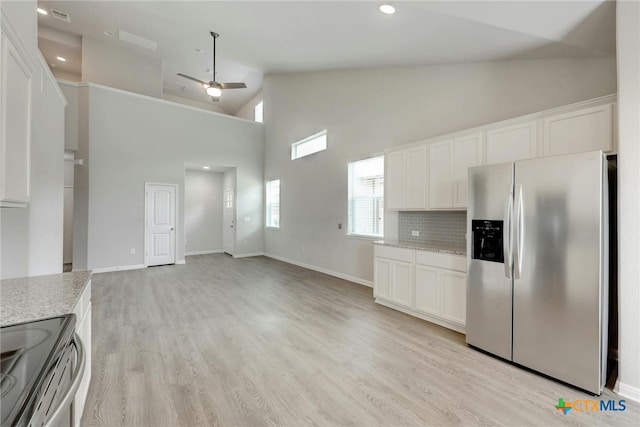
[1,315,86,427]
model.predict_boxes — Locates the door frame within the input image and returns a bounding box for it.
[223,188,236,256]
[144,182,179,267]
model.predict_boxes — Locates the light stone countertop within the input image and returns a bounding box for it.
[373,240,467,256]
[0,271,91,326]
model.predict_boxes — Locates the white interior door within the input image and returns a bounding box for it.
[145,183,177,266]
[223,189,235,255]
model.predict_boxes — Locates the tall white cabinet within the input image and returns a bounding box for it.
[0,26,33,207]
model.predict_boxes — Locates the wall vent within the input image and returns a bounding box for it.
[51,9,71,23]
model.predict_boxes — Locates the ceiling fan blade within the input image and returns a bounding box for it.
[177,73,208,85]
[220,82,247,89]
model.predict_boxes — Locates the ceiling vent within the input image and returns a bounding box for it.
[50,9,71,23]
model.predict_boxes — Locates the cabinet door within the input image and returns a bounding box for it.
[414,265,440,316]
[391,261,413,307]
[373,258,392,300]
[441,270,466,326]
[405,146,427,209]
[543,104,613,156]
[452,133,483,208]
[486,120,537,165]
[386,151,405,210]
[428,141,453,208]
[1,33,32,206]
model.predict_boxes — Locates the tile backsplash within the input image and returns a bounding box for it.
[398,211,467,247]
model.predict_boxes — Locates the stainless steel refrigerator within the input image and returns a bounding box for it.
[466,150,608,395]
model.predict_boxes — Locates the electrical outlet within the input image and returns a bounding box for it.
[130,248,136,254]
[338,223,342,229]
[411,231,420,237]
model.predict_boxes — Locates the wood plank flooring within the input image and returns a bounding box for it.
[82,254,639,426]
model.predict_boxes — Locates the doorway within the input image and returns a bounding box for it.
[145,183,177,266]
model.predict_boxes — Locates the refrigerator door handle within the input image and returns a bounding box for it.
[503,193,513,279]
[514,184,524,279]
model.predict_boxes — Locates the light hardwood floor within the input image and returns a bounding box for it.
[82,254,638,426]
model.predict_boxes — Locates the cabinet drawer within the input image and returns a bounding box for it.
[416,251,466,272]
[374,245,414,263]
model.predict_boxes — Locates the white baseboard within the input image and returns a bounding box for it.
[264,253,373,288]
[375,298,465,334]
[176,260,186,265]
[185,250,223,256]
[233,252,265,259]
[92,264,145,274]
[614,379,640,403]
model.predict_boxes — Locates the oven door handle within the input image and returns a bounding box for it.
[43,333,86,427]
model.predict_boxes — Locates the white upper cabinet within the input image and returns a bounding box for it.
[452,133,483,208]
[385,151,405,210]
[486,120,537,165]
[429,133,482,209]
[405,146,427,209]
[0,28,34,207]
[384,95,615,212]
[386,145,427,210]
[543,103,614,157]
[428,140,452,208]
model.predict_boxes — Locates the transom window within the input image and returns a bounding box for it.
[266,179,280,228]
[254,101,263,123]
[291,130,327,160]
[348,156,384,237]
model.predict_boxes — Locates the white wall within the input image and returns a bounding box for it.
[163,93,227,115]
[59,82,79,151]
[235,91,263,122]
[67,83,263,271]
[82,37,162,98]
[615,0,640,402]
[1,0,67,279]
[185,170,223,254]
[263,57,617,283]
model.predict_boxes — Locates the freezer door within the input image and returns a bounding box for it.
[512,151,604,394]
[466,162,514,360]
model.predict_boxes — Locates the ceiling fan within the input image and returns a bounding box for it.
[177,31,246,102]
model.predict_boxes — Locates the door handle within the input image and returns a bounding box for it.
[514,184,524,279]
[170,227,174,231]
[503,193,513,279]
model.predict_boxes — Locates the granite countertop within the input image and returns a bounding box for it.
[373,240,467,256]
[0,271,92,326]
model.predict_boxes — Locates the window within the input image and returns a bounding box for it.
[254,101,263,123]
[291,130,327,160]
[348,156,384,237]
[266,179,280,228]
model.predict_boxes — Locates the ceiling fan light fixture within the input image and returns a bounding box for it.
[206,86,222,97]
[379,4,396,14]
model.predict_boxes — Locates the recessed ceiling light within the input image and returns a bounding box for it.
[56,56,66,62]
[203,166,210,170]
[379,4,396,15]
[37,8,48,15]
[104,30,113,37]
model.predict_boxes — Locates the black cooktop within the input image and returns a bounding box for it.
[0,315,75,427]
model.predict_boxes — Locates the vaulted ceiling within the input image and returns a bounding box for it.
[37,0,616,115]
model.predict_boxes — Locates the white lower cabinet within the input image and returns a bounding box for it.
[374,245,466,333]
[73,280,92,427]
[374,248,414,307]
